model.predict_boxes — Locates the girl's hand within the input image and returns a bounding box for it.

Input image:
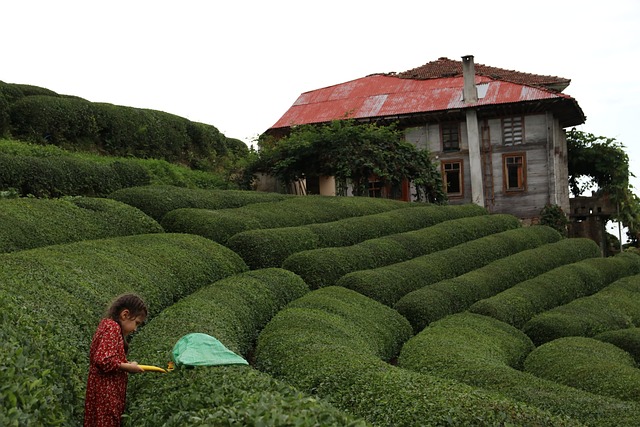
[121,361,145,373]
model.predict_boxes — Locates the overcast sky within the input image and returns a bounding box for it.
[3,0,639,192]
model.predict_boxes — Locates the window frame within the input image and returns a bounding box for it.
[440,122,461,152]
[502,116,524,145]
[441,159,464,197]
[502,153,526,193]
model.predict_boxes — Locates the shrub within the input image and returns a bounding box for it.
[0,233,247,425]
[523,272,640,345]
[255,288,573,426]
[229,204,487,269]
[0,197,162,253]
[397,312,640,426]
[283,213,518,289]
[109,184,291,221]
[470,251,640,330]
[396,237,600,332]
[337,225,562,306]
[0,153,151,197]
[524,336,640,402]
[595,328,640,364]
[125,271,367,426]
[162,193,411,239]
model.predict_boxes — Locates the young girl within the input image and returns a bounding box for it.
[84,293,148,427]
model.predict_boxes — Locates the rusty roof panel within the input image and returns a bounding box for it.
[270,74,578,130]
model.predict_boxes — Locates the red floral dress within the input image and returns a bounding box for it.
[84,318,129,427]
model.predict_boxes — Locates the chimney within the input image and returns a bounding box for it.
[462,55,478,104]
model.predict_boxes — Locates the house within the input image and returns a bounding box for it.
[264,56,586,222]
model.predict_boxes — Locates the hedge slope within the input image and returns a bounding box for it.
[126,269,368,426]
[399,313,640,426]
[0,233,247,425]
[0,197,163,253]
[255,287,574,426]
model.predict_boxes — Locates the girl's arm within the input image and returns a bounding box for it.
[120,361,144,373]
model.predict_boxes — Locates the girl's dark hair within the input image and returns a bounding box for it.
[106,293,148,321]
[106,293,147,352]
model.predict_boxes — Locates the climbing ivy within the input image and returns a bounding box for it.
[255,119,446,203]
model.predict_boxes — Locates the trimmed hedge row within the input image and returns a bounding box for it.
[0,152,150,197]
[523,273,640,345]
[0,138,234,194]
[470,252,640,330]
[395,238,600,332]
[282,213,519,289]
[109,184,292,221]
[6,93,247,168]
[0,197,163,253]
[595,327,640,364]
[166,195,421,247]
[398,313,640,426]
[0,234,247,425]
[228,204,487,269]
[255,287,573,426]
[336,225,562,307]
[525,336,640,403]
[125,270,368,426]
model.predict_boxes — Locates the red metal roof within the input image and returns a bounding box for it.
[269,58,585,132]
[390,57,571,91]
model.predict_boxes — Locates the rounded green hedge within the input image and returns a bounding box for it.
[162,194,413,246]
[525,336,640,402]
[228,204,487,269]
[337,225,562,307]
[471,252,640,330]
[396,238,600,332]
[0,197,163,253]
[398,312,640,426]
[255,288,572,426]
[0,152,151,197]
[125,270,368,426]
[595,327,640,364]
[0,233,247,425]
[283,214,520,289]
[109,185,292,221]
[523,272,640,345]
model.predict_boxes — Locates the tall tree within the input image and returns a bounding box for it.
[567,128,639,245]
[255,119,445,203]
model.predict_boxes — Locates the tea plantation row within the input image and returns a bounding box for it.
[2,186,640,426]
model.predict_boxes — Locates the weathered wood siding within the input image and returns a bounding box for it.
[404,113,569,220]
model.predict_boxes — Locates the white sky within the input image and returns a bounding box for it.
[2,0,639,193]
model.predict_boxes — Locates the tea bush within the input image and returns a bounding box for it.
[228,204,487,269]
[255,287,573,426]
[0,138,232,194]
[0,233,247,425]
[398,312,640,426]
[525,336,640,402]
[282,213,517,289]
[595,327,640,363]
[162,194,413,245]
[523,273,640,344]
[125,270,368,426]
[0,197,162,253]
[471,252,640,330]
[109,184,291,221]
[0,152,150,197]
[396,238,600,332]
[337,225,562,306]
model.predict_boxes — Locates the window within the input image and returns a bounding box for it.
[503,154,526,191]
[442,160,463,196]
[441,122,460,151]
[502,116,524,145]
[368,179,383,198]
